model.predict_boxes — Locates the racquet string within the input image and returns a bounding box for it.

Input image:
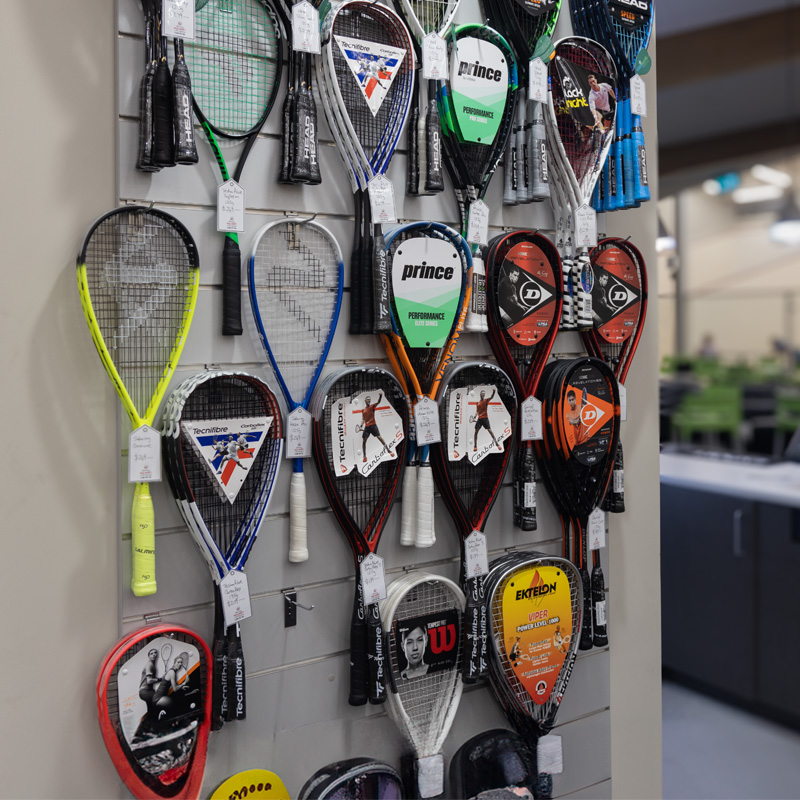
[83,211,196,418]
[186,0,279,137]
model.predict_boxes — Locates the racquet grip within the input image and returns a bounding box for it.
[530,102,549,201]
[502,136,516,205]
[221,235,243,336]
[305,91,322,185]
[373,227,391,333]
[131,481,157,596]
[228,625,246,721]
[137,65,158,172]
[349,583,369,706]
[212,641,227,729]
[291,88,314,184]
[415,462,435,548]
[278,89,294,184]
[152,59,175,167]
[464,255,487,333]
[591,566,608,648]
[514,93,527,204]
[367,601,386,704]
[400,466,418,546]
[288,471,309,562]
[424,94,444,193]
[172,58,198,164]
[632,117,650,203]
[462,576,487,683]
[406,101,420,196]
[579,566,593,650]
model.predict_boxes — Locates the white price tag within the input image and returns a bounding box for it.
[520,396,543,441]
[286,407,312,458]
[574,204,597,248]
[613,469,624,495]
[220,569,252,628]
[630,74,647,117]
[466,200,489,246]
[360,553,387,605]
[465,531,489,579]
[618,381,627,421]
[292,1,321,54]
[414,397,441,445]
[528,57,548,103]
[523,481,536,509]
[128,425,161,483]
[595,600,607,626]
[422,33,447,80]
[588,507,606,551]
[163,0,194,39]
[367,175,397,223]
[217,179,245,233]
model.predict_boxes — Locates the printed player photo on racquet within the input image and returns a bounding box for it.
[497,240,558,336]
[394,609,460,681]
[448,384,512,465]
[331,390,405,477]
[591,246,643,340]
[563,380,615,464]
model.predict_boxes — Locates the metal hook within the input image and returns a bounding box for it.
[284,590,315,627]
[285,212,318,225]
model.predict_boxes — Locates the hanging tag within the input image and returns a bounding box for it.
[368,175,397,224]
[528,57,548,103]
[422,33,447,80]
[588,507,606,551]
[163,0,194,39]
[360,553,387,605]
[414,397,441,445]
[220,569,252,628]
[537,735,564,776]
[634,47,652,76]
[128,425,161,483]
[217,179,245,233]
[630,75,647,117]
[466,200,489,246]
[520,396,543,441]
[574,204,597,248]
[465,531,489,579]
[292,1,321,54]
[618,381,627,422]
[286,407,312,458]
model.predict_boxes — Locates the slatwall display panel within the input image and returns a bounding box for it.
[114,0,630,796]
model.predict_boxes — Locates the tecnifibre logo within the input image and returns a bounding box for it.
[458,60,502,82]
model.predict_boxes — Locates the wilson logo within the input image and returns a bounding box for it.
[429,624,457,654]
[458,60,503,82]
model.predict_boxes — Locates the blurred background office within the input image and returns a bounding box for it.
[656,2,800,798]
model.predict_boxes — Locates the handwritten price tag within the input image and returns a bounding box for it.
[422,33,447,80]
[414,397,441,445]
[465,531,489,579]
[528,57,548,103]
[129,425,161,483]
[466,200,489,246]
[360,553,387,605]
[618,380,627,421]
[293,1,320,54]
[220,570,252,628]
[217,179,245,233]
[574,204,597,248]
[368,175,397,223]
[630,74,647,117]
[588,507,606,551]
[520,396,543,441]
[286,407,312,458]
[163,0,194,39]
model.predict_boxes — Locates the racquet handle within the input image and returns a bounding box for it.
[406,101,420,196]
[514,92,527,205]
[502,136,516,205]
[227,624,246,721]
[131,481,157,596]
[221,235,243,336]
[137,63,159,172]
[417,97,428,195]
[152,57,175,167]
[291,86,314,184]
[211,588,227,730]
[632,116,650,203]
[305,90,322,185]
[602,441,625,514]
[288,471,309,562]
[172,52,198,165]
[349,580,369,706]
[530,102,550,201]
[415,462,436,548]
[579,566,593,651]
[591,566,608,648]
[373,227,391,333]
[424,92,444,193]
[399,466,418,546]
[278,86,294,184]
[464,256,487,333]
[367,601,386,704]
[462,574,488,683]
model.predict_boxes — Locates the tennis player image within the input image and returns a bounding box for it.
[592,270,612,324]
[473,389,502,452]
[498,265,528,326]
[217,434,248,474]
[587,73,616,130]
[400,625,430,680]
[358,393,393,463]
[554,625,568,653]
[509,636,522,667]
[565,390,590,447]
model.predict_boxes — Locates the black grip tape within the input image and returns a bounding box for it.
[360,203,374,335]
[291,89,313,184]
[305,92,322,185]
[221,235,243,336]
[372,227,390,332]
[137,65,158,171]
[406,102,420,196]
[579,566,593,650]
[349,197,362,336]
[424,95,444,193]
[591,567,608,648]
[211,588,227,730]
[152,59,175,166]
[227,625,246,721]
[367,601,386,704]
[279,89,294,184]
[462,576,483,683]
[349,583,369,706]
[172,59,198,165]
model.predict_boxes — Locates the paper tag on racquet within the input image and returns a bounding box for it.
[292,1,320,54]
[129,425,161,483]
[448,385,513,464]
[163,0,194,39]
[574,205,597,248]
[368,175,397,224]
[501,565,573,703]
[528,57,548,103]
[466,200,489,246]
[217,180,245,233]
[618,381,627,421]
[220,569,252,627]
[184,416,274,503]
[414,396,442,445]
[588,507,605,550]
[521,396,543,441]
[634,48,652,76]
[465,531,489,579]
[630,75,647,117]
[360,553,387,605]
[422,33,447,80]
[286,407,313,458]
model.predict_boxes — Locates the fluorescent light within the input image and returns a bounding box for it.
[752,164,793,188]
[703,179,722,196]
[770,194,800,246]
[731,185,784,204]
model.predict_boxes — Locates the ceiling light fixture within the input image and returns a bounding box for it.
[751,164,793,188]
[731,185,785,205]
[769,193,800,246]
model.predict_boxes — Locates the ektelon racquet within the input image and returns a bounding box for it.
[381,572,464,799]
[248,217,343,562]
[581,237,648,514]
[438,23,517,334]
[317,0,415,336]
[485,230,563,532]
[161,371,283,728]
[77,206,200,596]
[97,624,212,800]
[383,221,472,549]
[431,362,517,682]
[311,367,408,705]
[184,0,283,336]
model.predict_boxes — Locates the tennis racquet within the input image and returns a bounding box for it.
[161,371,283,727]
[152,0,176,167]
[184,0,283,336]
[77,206,199,596]
[311,367,408,705]
[137,0,160,172]
[485,230,563,532]
[248,217,343,562]
[97,624,212,800]
[381,572,464,798]
[431,362,516,682]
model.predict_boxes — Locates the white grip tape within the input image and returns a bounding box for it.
[288,472,309,562]
[400,466,418,546]
[415,465,436,548]
[416,753,444,798]
[464,257,486,333]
